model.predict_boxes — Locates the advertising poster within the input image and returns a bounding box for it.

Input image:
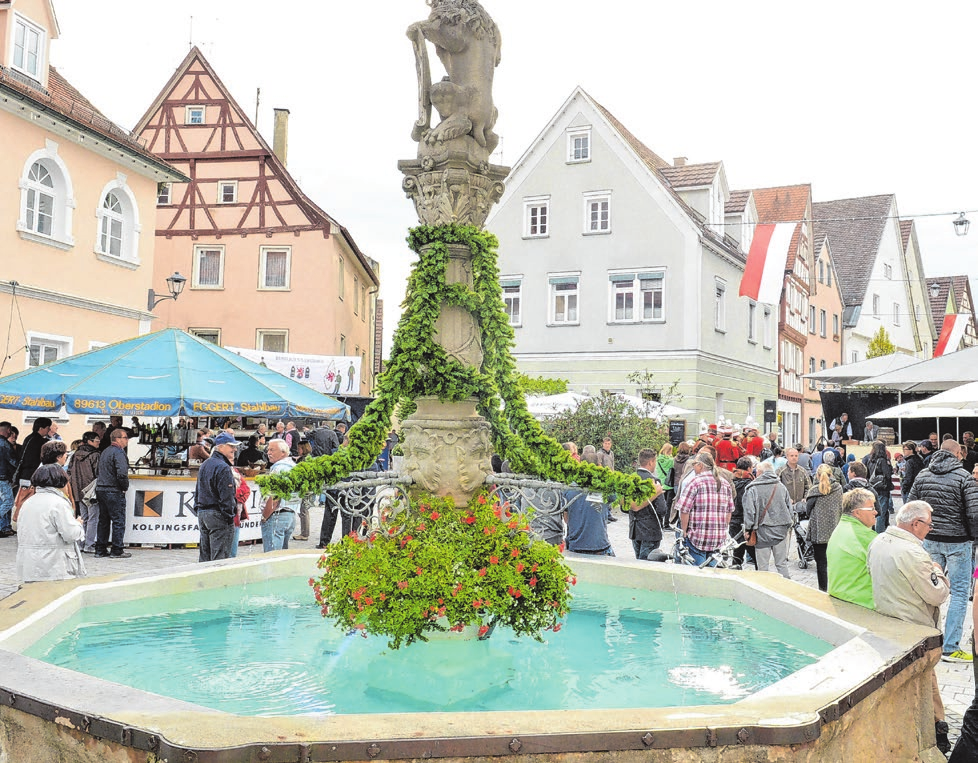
[126,477,266,545]
[227,347,362,396]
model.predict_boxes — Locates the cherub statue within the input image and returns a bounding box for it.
[407,0,501,156]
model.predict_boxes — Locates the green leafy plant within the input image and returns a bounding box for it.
[258,224,657,505]
[311,492,574,649]
[541,392,668,475]
[866,326,897,358]
[516,373,568,396]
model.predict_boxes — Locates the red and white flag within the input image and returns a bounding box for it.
[739,223,796,305]
[934,313,971,357]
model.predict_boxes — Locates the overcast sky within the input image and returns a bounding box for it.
[52,1,978,353]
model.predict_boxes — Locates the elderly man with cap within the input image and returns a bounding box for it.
[194,432,239,561]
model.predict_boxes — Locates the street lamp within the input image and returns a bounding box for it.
[147,272,187,311]
[953,212,970,237]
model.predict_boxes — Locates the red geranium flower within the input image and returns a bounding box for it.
[516,562,524,573]
[430,511,441,520]
[478,568,487,576]
[397,581,409,589]
[464,515,476,525]
[529,576,537,586]
[478,625,489,637]
[490,556,499,565]
[510,548,520,558]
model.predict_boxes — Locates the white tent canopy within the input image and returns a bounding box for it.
[917,382,978,412]
[853,346,978,393]
[804,352,919,385]
[524,392,691,420]
[867,401,978,419]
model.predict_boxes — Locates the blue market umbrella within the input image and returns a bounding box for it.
[0,329,349,419]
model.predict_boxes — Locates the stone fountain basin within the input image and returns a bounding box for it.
[0,553,945,762]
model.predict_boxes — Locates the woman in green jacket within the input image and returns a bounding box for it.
[826,487,878,608]
[655,443,675,509]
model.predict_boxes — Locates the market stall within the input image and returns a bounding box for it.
[0,329,349,546]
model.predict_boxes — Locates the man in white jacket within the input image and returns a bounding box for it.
[867,500,951,755]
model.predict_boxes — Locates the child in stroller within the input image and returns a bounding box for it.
[793,503,816,570]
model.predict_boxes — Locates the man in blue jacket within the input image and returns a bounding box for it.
[194,432,238,561]
[94,428,131,558]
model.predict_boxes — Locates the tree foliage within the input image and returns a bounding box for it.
[515,373,568,396]
[866,326,897,358]
[539,393,667,475]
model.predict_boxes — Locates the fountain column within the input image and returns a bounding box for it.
[397,1,509,505]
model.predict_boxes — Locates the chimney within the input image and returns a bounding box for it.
[673,156,687,167]
[273,108,290,167]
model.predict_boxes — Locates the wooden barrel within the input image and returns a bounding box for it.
[878,426,896,445]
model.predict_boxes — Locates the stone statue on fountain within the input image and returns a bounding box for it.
[398,0,509,504]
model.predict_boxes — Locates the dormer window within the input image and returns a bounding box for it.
[185,106,205,125]
[12,15,45,81]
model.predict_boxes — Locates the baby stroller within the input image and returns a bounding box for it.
[793,512,815,570]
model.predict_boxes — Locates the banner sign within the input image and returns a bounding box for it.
[227,347,362,396]
[125,477,268,544]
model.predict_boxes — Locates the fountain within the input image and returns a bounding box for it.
[0,1,948,760]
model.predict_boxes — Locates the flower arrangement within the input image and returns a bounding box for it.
[311,492,575,649]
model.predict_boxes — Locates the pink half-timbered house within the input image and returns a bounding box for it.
[135,47,381,394]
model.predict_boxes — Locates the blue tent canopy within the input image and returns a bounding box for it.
[0,329,349,420]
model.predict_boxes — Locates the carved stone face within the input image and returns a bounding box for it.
[401,420,492,503]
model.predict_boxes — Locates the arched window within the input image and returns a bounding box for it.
[94,180,141,266]
[17,147,75,250]
[99,192,124,257]
[24,162,54,235]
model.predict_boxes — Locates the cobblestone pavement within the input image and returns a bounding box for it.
[0,501,973,747]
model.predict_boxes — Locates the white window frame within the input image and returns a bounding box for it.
[353,275,360,315]
[256,329,289,353]
[608,270,665,324]
[185,105,206,125]
[583,191,611,234]
[566,127,591,163]
[809,305,816,335]
[809,357,816,389]
[17,146,75,251]
[94,178,141,267]
[217,181,238,204]
[747,300,757,342]
[872,293,880,317]
[26,331,72,371]
[192,244,225,289]
[189,328,222,345]
[259,246,291,290]
[851,350,859,364]
[762,306,773,348]
[501,277,522,327]
[157,183,172,205]
[833,313,840,338]
[714,279,726,332]
[360,285,367,321]
[11,13,45,81]
[523,196,550,238]
[883,263,893,280]
[548,273,580,326]
[893,302,900,326]
[819,309,827,338]
[338,257,345,299]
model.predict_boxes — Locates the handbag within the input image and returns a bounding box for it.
[81,478,98,506]
[745,488,777,547]
[11,485,35,524]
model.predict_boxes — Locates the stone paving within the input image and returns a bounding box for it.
[0,501,973,749]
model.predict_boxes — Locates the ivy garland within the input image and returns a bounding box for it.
[257,224,657,504]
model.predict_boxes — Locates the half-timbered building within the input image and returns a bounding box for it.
[134,47,381,395]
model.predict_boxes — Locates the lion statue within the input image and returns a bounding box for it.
[408,0,501,155]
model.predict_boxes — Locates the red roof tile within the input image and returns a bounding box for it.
[899,219,914,252]
[751,185,812,270]
[0,65,182,178]
[812,195,894,308]
[659,162,720,188]
[726,190,751,215]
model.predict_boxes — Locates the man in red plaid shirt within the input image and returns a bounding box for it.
[674,452,735,566]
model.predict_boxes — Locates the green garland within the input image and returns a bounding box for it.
[258,224,656,504]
